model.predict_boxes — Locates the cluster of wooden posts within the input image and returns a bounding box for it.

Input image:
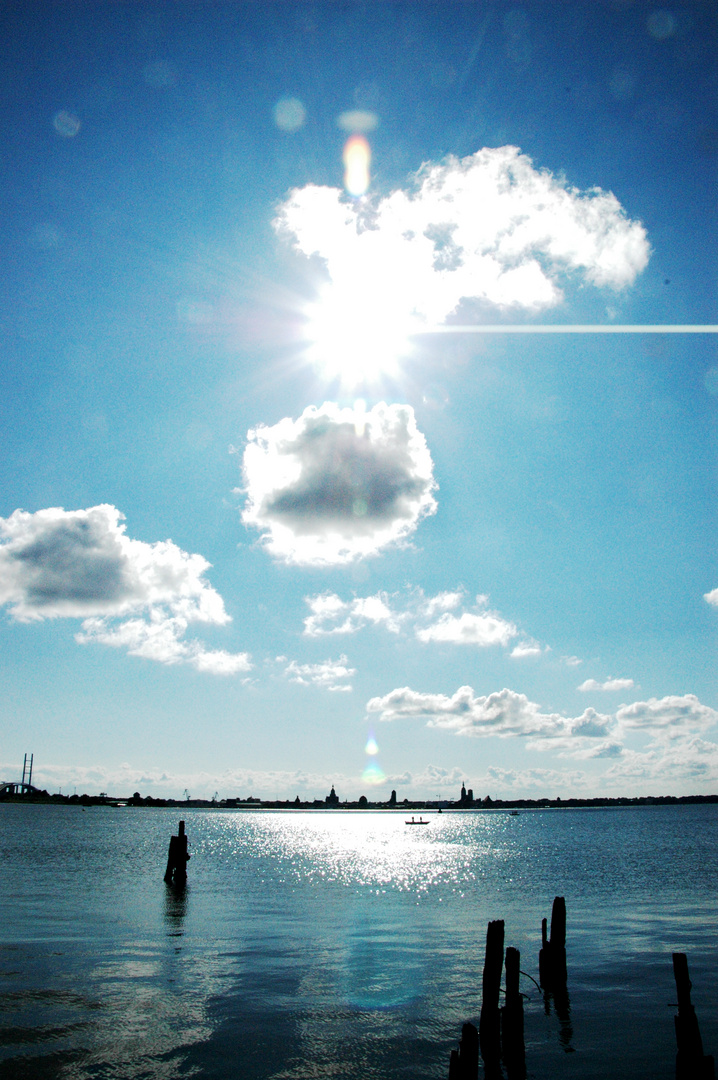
[448,896,714,1080]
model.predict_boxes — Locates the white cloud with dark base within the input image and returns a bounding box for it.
[0,505,250,674]
[275,145,650,328]
[366,686,718,773]
[241,402,437,565]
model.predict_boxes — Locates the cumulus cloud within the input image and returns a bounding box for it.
[275,144,650,331]
[302,586,532,656]
[303,591,399,636]
[415,591,519,648]
[366,684,612,743]
[366,684,718,774]
[705,588,718,607]
[283,654,356,692]
[578,677,635,692]
[0,505,250,674]
[416,610,516,647]
[510,639,545,659]
[421,590,463,617]
[241,402,437,565]
[615,694,718,742]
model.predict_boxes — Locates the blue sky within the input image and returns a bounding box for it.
[1,1,717,800]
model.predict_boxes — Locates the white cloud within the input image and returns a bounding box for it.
[275,144,650,334]
[510,639,544,659]
[303,591,399,636]
[241,402,437,565]
[562,655,583,667]
[283,654,356,692]
[302,586,538,657]
[0,505,250,674]
[615,694,718,742]
[366,684,718,779]
[420,590,463,617]
[416,610,517,647]
[366,684,612,742]
[578,677,635,692]
[705,588,718,607]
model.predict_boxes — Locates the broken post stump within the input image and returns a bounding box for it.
[539,896,567,991]
[164,819,190,883]
[447,1022,478,1080]
[501,946,526,1079]
[480,920,504,1075]
[673,953,715,1080]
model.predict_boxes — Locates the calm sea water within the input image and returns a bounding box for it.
[1,804,716,1080]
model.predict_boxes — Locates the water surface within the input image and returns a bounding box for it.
[1,804,716,1079]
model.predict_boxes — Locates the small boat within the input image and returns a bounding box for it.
[509,810,519,816]
[405,816,430,825]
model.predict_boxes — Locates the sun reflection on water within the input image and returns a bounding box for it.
[212,811,501,895]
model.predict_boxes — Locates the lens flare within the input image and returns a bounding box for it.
[365,733,379,755]
[362,760,385,785]
[343,135,370,196]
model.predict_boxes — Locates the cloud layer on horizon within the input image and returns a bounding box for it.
[366,684,718,777]
[241,402,437,565]
[275,144,650,329]
[0,505,250,674]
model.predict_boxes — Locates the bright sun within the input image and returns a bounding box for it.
[303,283,415,386]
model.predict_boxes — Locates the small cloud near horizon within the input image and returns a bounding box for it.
[578,677,635,692]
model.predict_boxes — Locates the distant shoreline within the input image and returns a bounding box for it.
[2,792,717,810]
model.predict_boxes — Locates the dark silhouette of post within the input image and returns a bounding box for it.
[501,946,526,1078]
[164,820,190,883]
[539,897,567,991]
[447,1023,478,1080]
[480,920,504,1076]
[673,953,715,1080]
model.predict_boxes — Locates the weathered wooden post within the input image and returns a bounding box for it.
[164,819,190,883]
[673,953,715,1080]
[447,1022,478,1080]
[539,897,567,991]
[480,920,504,1077]
[501,946,526,1078]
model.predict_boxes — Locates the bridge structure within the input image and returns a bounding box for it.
[0,780,43,796]
[0,753,43,796]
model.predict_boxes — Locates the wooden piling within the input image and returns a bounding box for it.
[501,946,526,1078]
[447,1022,478,1080]
[539,897,567,991]
[479,920,504,1075]
[673,953,715,1080]
[164,819,190,883]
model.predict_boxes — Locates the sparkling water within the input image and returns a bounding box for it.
[1,803,716,1079]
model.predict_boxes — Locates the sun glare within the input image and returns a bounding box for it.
[303,284,415,386]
